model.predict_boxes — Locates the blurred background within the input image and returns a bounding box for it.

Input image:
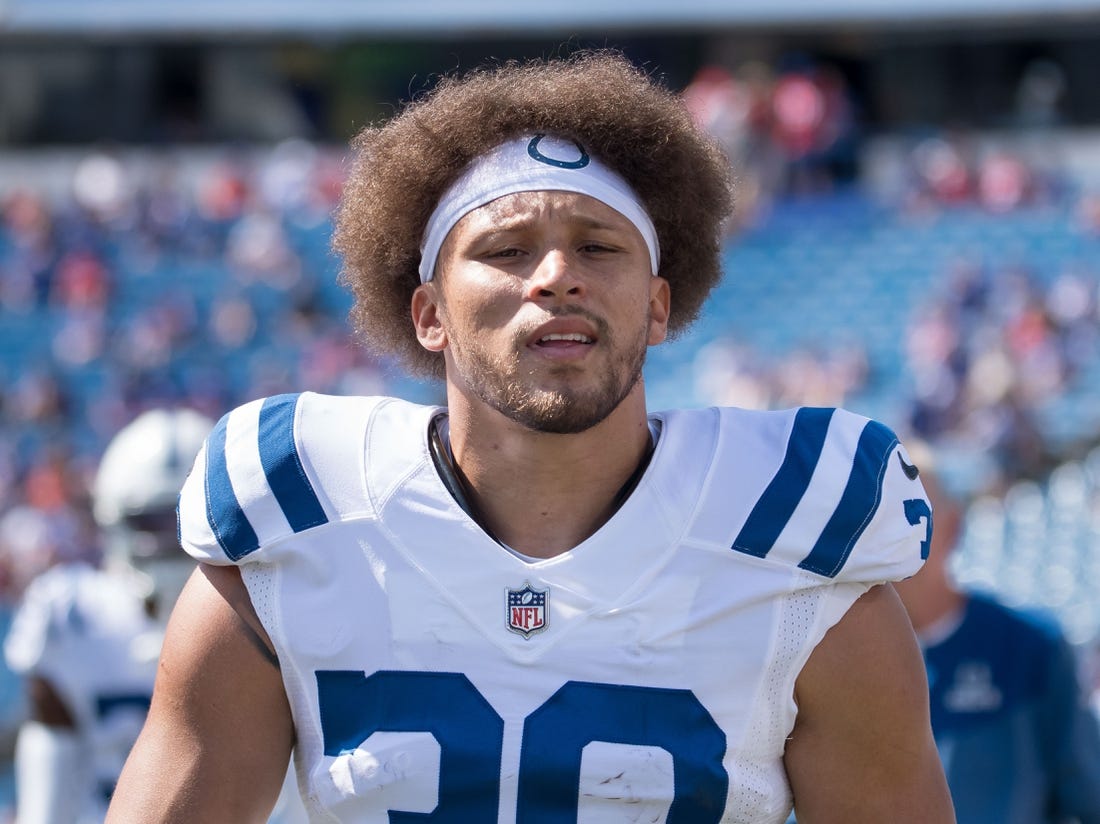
[2,0,1100,815]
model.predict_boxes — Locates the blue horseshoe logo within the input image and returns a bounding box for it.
[527,134,590,169]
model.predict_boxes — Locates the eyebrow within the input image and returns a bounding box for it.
[480,210,624,234]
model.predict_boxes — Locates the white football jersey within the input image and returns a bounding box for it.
[4,563,161,820]
[178,392,932,823]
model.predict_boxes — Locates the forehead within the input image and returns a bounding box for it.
[450,190,637,237]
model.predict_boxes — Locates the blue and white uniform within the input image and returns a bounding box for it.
[3,562,311,824]
[178,392,932,823]
[4,563,161,822]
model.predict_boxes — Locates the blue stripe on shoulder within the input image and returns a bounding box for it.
[258,394,329,534]
[732,407,835,559]
[204,412,260,561]
[798,420,898,578]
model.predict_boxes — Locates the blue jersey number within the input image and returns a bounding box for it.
[95,692,152,803]
[904,499,933,559]
[316,670,728,822]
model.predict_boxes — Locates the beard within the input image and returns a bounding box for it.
[447,307,649,434]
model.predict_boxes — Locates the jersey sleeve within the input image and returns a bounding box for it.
[798,411,931,585]
[177,393,332,566]
[178,392,389,566]
[725,407,932,586]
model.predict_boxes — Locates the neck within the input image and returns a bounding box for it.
[443,384,653,558]
[894,570,968,635]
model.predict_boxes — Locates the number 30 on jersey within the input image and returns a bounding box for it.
[317,670,729,822]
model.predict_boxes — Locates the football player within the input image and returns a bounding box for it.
[109,53,954,822]
[4,408,213,823]
[5,408,311,824]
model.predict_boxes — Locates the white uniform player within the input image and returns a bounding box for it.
[4,407,311,824]
[177,391,933,823]
[4,564,161,824]
[3,409,212,824]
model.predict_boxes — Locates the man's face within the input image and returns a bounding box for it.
[415,190,669,434]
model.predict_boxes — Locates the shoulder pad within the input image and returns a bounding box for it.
[178,393,383,565]
[730,407,931,583]
[4,564,95,674]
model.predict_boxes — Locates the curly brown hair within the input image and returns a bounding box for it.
[333,49,734,381]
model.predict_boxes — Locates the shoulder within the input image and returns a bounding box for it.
[961,593,1071,667]
[970,592,1063,635]
[3,563,137,672]
[677,405,931,585]
[8,562,114,628]
[15,562,95,608]
[177,392,435,565]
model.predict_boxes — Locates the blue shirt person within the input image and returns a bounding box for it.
[896,448,1100,824]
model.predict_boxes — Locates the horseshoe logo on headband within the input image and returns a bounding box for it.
[527,134,590,169]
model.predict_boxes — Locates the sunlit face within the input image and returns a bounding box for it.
[413,190,669,434]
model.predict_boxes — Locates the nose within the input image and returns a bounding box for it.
[525,249,584,301]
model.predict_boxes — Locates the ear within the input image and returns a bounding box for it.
[647,276,671,346]
[411,283,448,352]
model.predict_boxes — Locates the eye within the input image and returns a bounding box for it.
[580,242,619,254]
[477,244,527,261]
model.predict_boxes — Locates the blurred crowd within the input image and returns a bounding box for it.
[683,54,1072,223]
[903,254,1099,489]
[688,195,1100,496]
[683,56,861,231]
[0,142,405,604]
[684,57,1100,498]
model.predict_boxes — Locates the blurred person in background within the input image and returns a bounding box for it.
[2,408,212,824]
[895,443,1100,824]
[2,409,309,824]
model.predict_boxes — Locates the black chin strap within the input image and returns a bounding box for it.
[427,413,656,548]
[428,414,495,537]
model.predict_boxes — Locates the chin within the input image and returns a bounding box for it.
[501,384,632,435]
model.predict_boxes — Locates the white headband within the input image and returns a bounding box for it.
[418,134,660,283]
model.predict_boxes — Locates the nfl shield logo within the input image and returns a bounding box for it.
[506,582,549,639]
